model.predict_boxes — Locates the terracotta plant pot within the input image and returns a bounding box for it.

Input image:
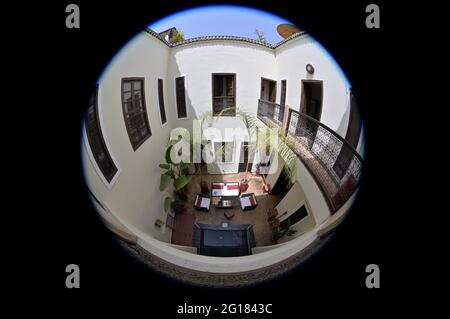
[171,201,186,214]
[240,180,249,192]
[255,163,261,176]
[176,187,188,201]
[200,181,209,195]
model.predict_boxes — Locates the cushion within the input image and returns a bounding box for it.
[240,193,257,210]
[211,182,240,197]
[194,195,211,210]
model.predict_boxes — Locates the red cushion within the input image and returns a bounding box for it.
[227,184,239,190]
[212,184,223,189]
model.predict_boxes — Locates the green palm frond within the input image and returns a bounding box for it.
[200,105,298,182]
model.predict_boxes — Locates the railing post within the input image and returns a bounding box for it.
[282,106,291,135]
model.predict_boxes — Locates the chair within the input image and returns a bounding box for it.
[194,194,211,212]
[240,193,258,211]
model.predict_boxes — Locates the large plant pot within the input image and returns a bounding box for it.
[176,186,188,201]
[200,181,209,195]
[240,180,249,192]
[171,201,186,214]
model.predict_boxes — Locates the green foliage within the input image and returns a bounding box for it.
[213,106,297,182]
[160,143,192,194]
[165,145,174,164]
[171,30,185,43]
[159,164,170,169]
[275,219,297,239]
[174,174,192,191]
[160,173,171,191]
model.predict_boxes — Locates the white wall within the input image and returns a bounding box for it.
[264,154,284,188]
[82,33,173,241]
[275,36,350,137]
[275,182,316,238]
[168,41,277,122]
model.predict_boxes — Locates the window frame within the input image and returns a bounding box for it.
[280,79,287,107]
[121,77,152,151]
[211,73,236,116]
[84,84,120,188]
[260,77,277,103]
[157,78,167,126]
[279,204,309,229]
[174,75,189,120]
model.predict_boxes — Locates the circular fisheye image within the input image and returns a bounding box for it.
[81,5,364,287]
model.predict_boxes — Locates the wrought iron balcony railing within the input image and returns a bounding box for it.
[257,99,285,128]
[285,109,363,213]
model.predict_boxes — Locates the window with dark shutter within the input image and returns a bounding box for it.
[280,205,308,229]
[85,85,118,183]
[175,76,187,119]
[280,80,287,106]
[121,78,151,150]
[212,74,236,116]
[158,79,167,125]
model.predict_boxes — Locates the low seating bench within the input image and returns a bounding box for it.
[211,182,240,197]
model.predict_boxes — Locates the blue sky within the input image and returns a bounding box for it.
[149,5,292,45]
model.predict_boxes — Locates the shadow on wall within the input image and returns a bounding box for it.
[335,88,350,138]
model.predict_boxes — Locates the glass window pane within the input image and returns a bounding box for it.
[123,81,131,91]
[86,85,118,182]
[123,92,132,103]
[224,142,234,162]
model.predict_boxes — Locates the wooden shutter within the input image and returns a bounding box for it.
[175,77,187,118]
[158,79,167,124]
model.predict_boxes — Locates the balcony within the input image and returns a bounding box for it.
[257,100,363,213]
[257,99,285,128]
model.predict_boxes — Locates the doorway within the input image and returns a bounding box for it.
[260,78,277,103]
[300,80,323,121]
[212,73,236,116]
[239,142,254,172]
[270,166,292,195]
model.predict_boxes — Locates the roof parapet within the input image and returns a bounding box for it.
[143,27,308,50]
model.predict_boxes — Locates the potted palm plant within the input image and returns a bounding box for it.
[213,107,259,192]
[160,144,192,214]
[274,219,297,242]
[200,106,298,195]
